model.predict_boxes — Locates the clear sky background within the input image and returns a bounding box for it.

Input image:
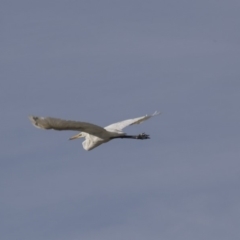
[1,1,240,239]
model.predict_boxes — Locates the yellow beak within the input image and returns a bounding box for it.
[69,133,82,140]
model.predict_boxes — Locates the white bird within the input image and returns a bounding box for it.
[29,111,160,151]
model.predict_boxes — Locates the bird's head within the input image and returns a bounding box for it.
[69,132,85,140]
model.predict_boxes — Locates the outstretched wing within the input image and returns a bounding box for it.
[104,111,160,131]
[29,116,107,137]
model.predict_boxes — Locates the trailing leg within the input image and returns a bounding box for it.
[111,133,150,140]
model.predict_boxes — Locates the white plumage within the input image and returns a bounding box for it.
[29,111,160,151]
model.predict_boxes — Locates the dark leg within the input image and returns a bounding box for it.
[111,133,150,140]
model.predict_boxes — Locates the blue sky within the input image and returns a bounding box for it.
[1,1,240,239]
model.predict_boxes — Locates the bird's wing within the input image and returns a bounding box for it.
[29,116,107,137]
[104,111,160,131]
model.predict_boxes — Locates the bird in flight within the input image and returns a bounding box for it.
[29,111,160,151]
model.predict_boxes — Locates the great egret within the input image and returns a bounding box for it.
[29,111,160,151]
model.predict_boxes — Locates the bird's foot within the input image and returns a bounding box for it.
[136,133,150,139]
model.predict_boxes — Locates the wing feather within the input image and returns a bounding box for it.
[29,116,107,136]
[104,111,160,131]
